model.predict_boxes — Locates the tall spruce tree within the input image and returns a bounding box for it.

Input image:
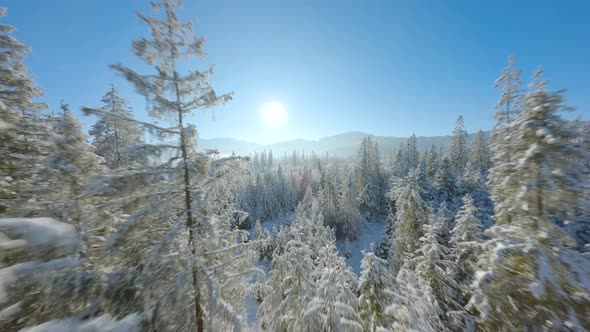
[488,56,523,224]
[82,1,259,330]
[470,70,590,330]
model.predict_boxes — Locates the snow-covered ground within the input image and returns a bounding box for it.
[247,211,295,240]
[337,214,386,275]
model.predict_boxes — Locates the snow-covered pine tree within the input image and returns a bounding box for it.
[494,56,522,127]
[354,137,385,219]
[449,195,483,293]
[385,257,443,331]
[305,239,362,332]
[425,144,440,178]
[568,159,589,246]
[434,156,460,207]
[0,8,50,215]
[416,161,437,205]
[470,69,590,330]
[433,202,451,246]
[412,217,467,331]
[358,250,395,331]
[259,234,315,331]
[461,163,494,228]
[254,220,271,260]
[450,116,469,175]
[509,70,587,221]
[258,198,327,331]
[375,170,411,261]
[88,85,143,169]
[391,143,408,178]
[487,56,523,225]
[318,168,339,232]
[407,134,420,172]
[82,1,259,330]
[390,168,428,269]
[336,175,361,240]
[468,130,490,173]
[41,102,105,225]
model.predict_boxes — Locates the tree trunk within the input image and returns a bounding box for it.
[174,70,205,332]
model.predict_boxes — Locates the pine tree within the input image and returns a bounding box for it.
[487,56,523,224]
[354,137,385,218]
[413,219,465,330]
[385,258,443,331]
[318,169,339,231]
[42,103,105,224]
[305,241,362,332]
[450,116,469,174]
[470,70,590,330]
[82,1,258,330]
[434,157,459,206]
[260,235,315,331]
[407,134,420,172]
[449,195,483,291]
[425,144,439,178]
[88,85,143,169]
[358,251,395,331]
[468,130,490,173]
[258,199,324,331]
[508,70,587,220]
[493,56,522,134]
[433,202,451,246]
[336,175,361,240]
[254,220,271,259]
[108,2,233,327]
[391,169,428,268]
[391,144,408,178]
[0,8,49,214]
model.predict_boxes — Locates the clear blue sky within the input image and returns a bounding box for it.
[4,0,590,144]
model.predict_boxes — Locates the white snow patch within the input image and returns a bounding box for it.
[0,217,78,253]
[337,214,386,275]
[0,301,21,320]
[258,212,295,233]
[1,259,80,305]
[19,313,143,332]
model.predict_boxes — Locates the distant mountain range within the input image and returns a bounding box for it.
[198,131,486,158]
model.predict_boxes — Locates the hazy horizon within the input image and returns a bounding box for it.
[200,128,481,145]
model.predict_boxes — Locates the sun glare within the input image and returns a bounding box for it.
[260,101,287,129]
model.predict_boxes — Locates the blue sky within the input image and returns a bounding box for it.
[4,0,590,144]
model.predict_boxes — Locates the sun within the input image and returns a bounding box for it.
[260,101,288,128]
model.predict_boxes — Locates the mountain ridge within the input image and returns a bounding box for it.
[199,131,486,157]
